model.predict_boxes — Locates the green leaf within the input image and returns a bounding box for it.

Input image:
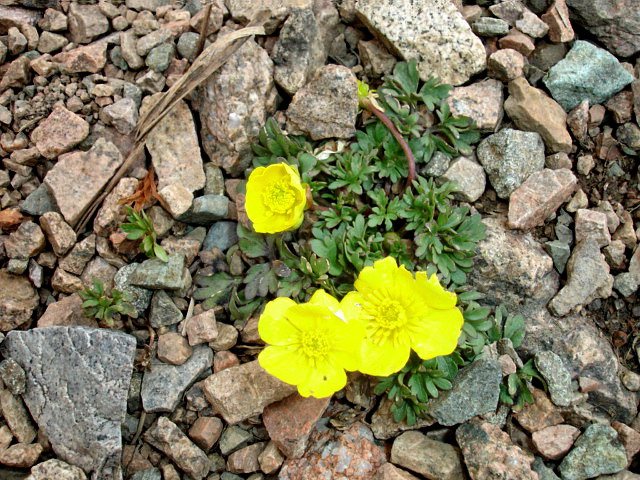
[503,313,525,348]
[154,243,169,262]
[237,224,269,258]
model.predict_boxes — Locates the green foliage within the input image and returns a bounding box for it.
[79,279,137,325]
[120,206,168,262]
[487,305,526,348]
[500,359,544,411]
[374,352,464,426]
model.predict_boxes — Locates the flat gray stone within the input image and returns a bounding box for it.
[114,263,153,315]
[203,221,239,253]
[148,290,183,328]
[1,327,136,480]
[178,195,229,225]
[130,255,186,290]
[426,358,502,426]
[141,345,213,413]
[19,183,60,216]
[534,351,572,407]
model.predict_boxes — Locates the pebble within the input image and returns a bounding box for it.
[488,48,526,82]
[574,209,611,247]
[440,157,486,202]
[532,424,581,460]
[391,430,464,480]
[472,17,510,37]
[227,442,266,474]
[447,78,504,132]
[534,351,573,407]
[220,426,255,456]
[189,416,223,452]
[157,332,193,366]
[186,309,218,346]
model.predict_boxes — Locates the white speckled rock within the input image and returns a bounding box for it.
[355,0,486,86]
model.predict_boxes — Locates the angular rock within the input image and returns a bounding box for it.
[355,0,485,86]
[515,388,564,433]
[469,215,559,313]
[376,464,421,480]
[20,183,60,216]
[93,177,138,237]
[179,194,229,224]
[440,157,486,202]
[203,221,238,252]
[0,6,41,33]
[370,396,434,441]
[558,423,627,480]
[508,168,578,230]
[143,417,209,480]
[193,36,275,175]
[0,270,39,331]
[186,309,218,346]
[225,0,312,34]
[516,9,549,38]
[0,56,31,90]
[0,359,25,395]
[156,332,192,366]
[426,358,502,427]
[102,98,139,135]
[540,0,574,43]
[148,290,182,328]
[53,42,108,74]
[30,106,89,159]
[534,351,573,407]
[391,430,464,480]
[447,79,504,132]
[58,234,95,275]
[141,344,213,413]
[219,425,254,456]
[120,30,144,70]
[0,388,36,444]
[565,0,639,57]
[142,94,205,193]
[574,209,611,247]
[262,393,330,458]
[0,442,43,468]
[543,41,635,112]
[279,421,385,480]
[68,3,108,44]
[2,327,136,480]
[359,39,397,78]
[40,212,76,256]
[473,17,510,37]
[4,221,45,259]
[158,185,193,219]
[114,263,153,316]
[227,442,265,474]
[498,28,536,56]
[456,420,538,480]
[37,293,97,328]
[44,138,124,226]
[189,416,223,452]
[286,64,358,140]
[129,254,185,290]
[29,458,88,480]
[532,424,580,460]
[488,48,526,82]
[477,128,545,199]
[258,440,285,474]
[548,238,614,316]
[202,360,297,425]
[504,77,572,153]
[38,31,68,53]
[272,8,326,95]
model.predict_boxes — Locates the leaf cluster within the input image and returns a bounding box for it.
[79,279,138,325]
[374,352,463,426]
[120,206,168,262]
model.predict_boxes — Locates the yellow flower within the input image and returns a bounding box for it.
[245,163,307,234]
[258,290,364,398]
[341,257,463,377]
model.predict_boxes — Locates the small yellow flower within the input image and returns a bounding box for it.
[245,163,307,234]
[258,290,364,398]
[341,257,463,377]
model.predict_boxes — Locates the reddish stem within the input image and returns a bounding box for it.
[361,98,416,192]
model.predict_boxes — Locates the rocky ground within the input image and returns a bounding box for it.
[0,0,638,479]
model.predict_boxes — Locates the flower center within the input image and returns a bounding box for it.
[365,299,408,346]
[264,178,297,214]
[300,331,329,359]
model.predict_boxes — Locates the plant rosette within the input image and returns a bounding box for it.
[245,163,308,234]
[258,289,364,398]
[341,256,464,377]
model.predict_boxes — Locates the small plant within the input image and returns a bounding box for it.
[120,206,168,262]
[79,280,138,326]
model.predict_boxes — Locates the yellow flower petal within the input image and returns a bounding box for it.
[415,271,458,309]
[354,256,398,293]
[258,297,298,345]
[297,360,347,398]
[358,337,411,377]
[258,344,309,386]
[411,307,464,360]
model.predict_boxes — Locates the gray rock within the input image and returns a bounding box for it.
[565,0,640,57]
[447,78,504,132]
[617,123,640,150]
[145,42,175,73]
[0,270,40,332]
[421,151,451,177]
[219,426,254,456]
[477,128,545,199]
[126,0,171,11]
[467,215,559,314]
[203,164,225,196]
[20,183,60,216]
[177,31,199,62]
[355,0,486,86]
[179,195,229,224]
[141,345,213,413]
[532,457,561,480]
[143,417,209,480]
[558,423,627,480]
[614,272,639,297]
[29,459,88,480]
[130,469,161,480]
[272,8,326,95]
[193,35,275,175]
[102,98,138,135]
[114,263,153,316]
[203,222,239,253]
[130,255,186,290]
[0,359,25,395]
[548,238,613,317]
[543,41,635,112]
[426,358,502,426]
[286,64,358,140]
[149,290,183,328]
[440,156,486,202]
[544,240,571,274]
[534,351,573,407]
[472,17,510,36]
[1,327,136,480]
